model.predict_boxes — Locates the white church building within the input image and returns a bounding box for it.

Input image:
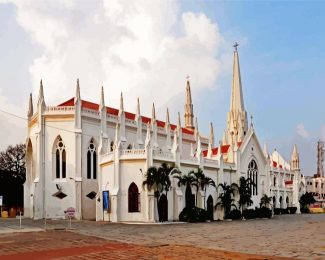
[24,46,306,222]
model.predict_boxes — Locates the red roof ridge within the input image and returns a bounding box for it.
[58,98,194,135]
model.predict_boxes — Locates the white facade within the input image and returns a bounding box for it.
[24,47,306,222]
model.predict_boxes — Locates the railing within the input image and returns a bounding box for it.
[46,106,75,112]
[121,149,146,156]
[82,108,100,116]
[153,149,174,161]
[181,156,198,165]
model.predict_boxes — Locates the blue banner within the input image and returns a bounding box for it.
[103,190,109,211]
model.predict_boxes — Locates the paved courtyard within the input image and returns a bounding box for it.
[0,214,324,259]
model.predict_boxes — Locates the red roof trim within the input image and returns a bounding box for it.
[58,98,194,135]
[272,161,277,167]
[58,98,74,106]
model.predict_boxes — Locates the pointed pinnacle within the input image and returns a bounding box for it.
[120,92,124,112]
[152,102,156,121]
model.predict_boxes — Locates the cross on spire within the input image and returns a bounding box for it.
[233,42,239,51]
[186,75,190,80]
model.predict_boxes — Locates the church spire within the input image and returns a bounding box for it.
[184,78,194,130]
[27,93,33,119]
[225,43,248,145]
[291,144,300,170]
[230,42,245,112]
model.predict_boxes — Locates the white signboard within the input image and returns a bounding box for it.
[0,196,3,206]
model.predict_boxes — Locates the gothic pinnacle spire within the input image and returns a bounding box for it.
[184,78,194,130]
[166,108,170,127]
[76,79,80,100]
[99,86,105,110]
[119,92,124,114]
[37,79,45,107]
[152,102,156,122]
[209,122,214,148]
[28,93,33,118]
[136,97,140,118]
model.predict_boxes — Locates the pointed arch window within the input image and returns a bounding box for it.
[87,139,97,180]
[128,182,140,212]
[55,137,66,179]
[247,160,258,195]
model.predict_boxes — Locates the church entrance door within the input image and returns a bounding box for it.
[207,195,214,221]
[158,194,168,222]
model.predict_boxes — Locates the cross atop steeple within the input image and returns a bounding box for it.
[233,42,239,51]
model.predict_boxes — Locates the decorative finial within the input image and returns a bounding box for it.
[233,42,239,51]
[250,114,253,127]
[186,75,190,81]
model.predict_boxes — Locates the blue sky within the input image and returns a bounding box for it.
[0,0,324,175]
[181,0,325,175]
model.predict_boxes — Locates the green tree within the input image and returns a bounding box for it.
[215,182,238,219]
[238,177,253,214]
[173,171,196,208]
[260,194,272,208]
[299,192,316,207]
[143,163,178,221]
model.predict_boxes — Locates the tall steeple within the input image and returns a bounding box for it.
[27,93,33,119]
[291,144,300,170]
[184,79,194,130]
[225,43,248,145]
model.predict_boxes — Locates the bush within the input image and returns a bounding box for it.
[229,209,241,220]
[243,209,256,219]
[274,208,281,215]
[256,207,272,218]
[300,205,309,213]
[288,207,297,214]
[179,207,208,223]
[281,208,289,214]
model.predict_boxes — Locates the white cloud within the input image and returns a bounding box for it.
[2,0,229,118]
[296,123,310,139]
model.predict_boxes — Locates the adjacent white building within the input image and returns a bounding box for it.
[24,46,306,222]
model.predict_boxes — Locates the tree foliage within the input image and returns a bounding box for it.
[215,182,238,219]
[143,163,179,221]
[0,143,26,184]
[238,177,253,213]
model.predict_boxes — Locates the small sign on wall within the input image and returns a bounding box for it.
[103,191,109,212]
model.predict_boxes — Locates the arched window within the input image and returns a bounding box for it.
[274,176,277,187]
[247,160,258,195]
[128,182,140,212]
[127,144,132,150]
[110,141,114,152]
[55,137,66,179]
[87,139,97,180]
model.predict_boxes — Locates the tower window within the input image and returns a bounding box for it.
[247,160,258,195]
[87,139,97,180]
[55,137,66,179]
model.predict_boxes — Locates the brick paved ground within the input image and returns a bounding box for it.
[0,214,324,259]
[0,230,292,260]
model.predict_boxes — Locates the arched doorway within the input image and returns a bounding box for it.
[207,195,214,221]
[158,194,168,222]
[128,183,140,212]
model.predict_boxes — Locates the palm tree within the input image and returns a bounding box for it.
[143,163,179,221]
[215,182,238,219]
[173,171,196,208]
[189,168,203,206]
[238,177,253,214]
[260,194,272,208]
[199,174,216,209]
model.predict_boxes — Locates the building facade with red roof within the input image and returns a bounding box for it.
[24,46,305,222]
